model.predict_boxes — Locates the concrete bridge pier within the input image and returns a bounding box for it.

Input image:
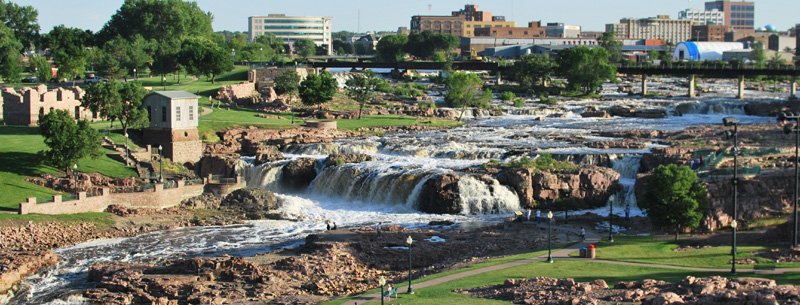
[688,74,696,97]
[737,75,745,99]
[641,74,648,96]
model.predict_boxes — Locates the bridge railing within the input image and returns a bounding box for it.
[613,62,799,71]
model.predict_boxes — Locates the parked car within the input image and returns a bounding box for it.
[21,77,38,83]
[85,75,106,84]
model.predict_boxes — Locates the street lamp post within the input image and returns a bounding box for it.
[260,47,263,67]
[546,211,554,263]
[608,196,615,242]
[35,67,38,84]
[562,188,570,225]
[73,164,78,194]
[723,117,739,252]
[778,112,800,247]
[158,145,163,182]
[731,220,738,274]
[133,68,137,81]
[406,236,414,294]
[124,132,129,166]
[378,276,386,305]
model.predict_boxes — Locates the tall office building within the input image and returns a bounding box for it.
[678,8,724,26]
[606,15,692,43]
[704,0,754,32]
[248,14,333,55]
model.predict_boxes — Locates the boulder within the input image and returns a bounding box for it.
[281,158,320,191]
[323,154,374,167]
[254,146,286,165]
[195,154,241,178]
[417,174,461,214]
[220,188,281,220]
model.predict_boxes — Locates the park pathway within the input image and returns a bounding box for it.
[340,223,800,305]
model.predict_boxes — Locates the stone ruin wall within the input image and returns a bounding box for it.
[1,84,96,126]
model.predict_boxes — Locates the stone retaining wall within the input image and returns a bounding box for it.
[19,180,206,215]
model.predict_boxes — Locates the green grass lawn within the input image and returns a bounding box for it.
[0,125,136,210]
[571,235,800,269]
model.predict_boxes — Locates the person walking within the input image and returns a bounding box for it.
[624,204,631,222]
[525,209,531,221]
[580,227,586,242]
[536,209,541,224]
[376,222,382,236]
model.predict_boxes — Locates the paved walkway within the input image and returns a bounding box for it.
[341,223,800,305]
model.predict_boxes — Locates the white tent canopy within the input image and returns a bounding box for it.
[673,42,746,61]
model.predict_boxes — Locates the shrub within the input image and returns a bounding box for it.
[499,91,516,101]
[513,98,525,107]
[539,94,557,104]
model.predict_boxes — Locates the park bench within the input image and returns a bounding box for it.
[753,264,776,274]
[384,287,397,300]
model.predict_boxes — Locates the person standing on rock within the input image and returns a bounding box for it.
[536,209,541,224]
[377,222,382,235]
[326,221,331,231]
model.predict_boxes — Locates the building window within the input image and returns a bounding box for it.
[189,106,194,120]
[176,106,181,121]
[162,106,167,122]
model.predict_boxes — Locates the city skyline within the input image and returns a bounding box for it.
[15,0,799,36]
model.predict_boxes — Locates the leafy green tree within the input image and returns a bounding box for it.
[332,39,354,55]
[376,34,408,62]
[150,40,182,83]
[96,0,213,44]
[510,53,555,86]
[556,46,616,94]
[0,22,22,83]
[345,70,380,119]
[94,48,126,80]
[751,41,766,67]
[299,71,338,110]
[647,48,660,62]
[82,80,149,136]
[639,164,708,240]
[293,38,316,59]
[38,109,102,172]
[0,1,39,51]
[178,36,233,83]
[404,31,458,60]
[40,25,93,83]
[597,31,623,63]
[28,53,49,81]
[274,69,301,96]
[445,72,491,120]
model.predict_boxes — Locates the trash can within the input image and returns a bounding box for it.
[579,247,586,258]
[588,244,596,259]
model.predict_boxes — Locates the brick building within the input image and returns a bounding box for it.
[451,4,491,21]
[705,0,754,32]
[410,15,464,36]
[1,84,95,126]
[142,91,202,164]
[691,24,731,41]
[607,15,692,43]
[474,21,546,39]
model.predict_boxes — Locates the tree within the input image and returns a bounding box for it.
[28,53,49,81]
[345,70,381,119]
[597,31,623,63]
[274,69,301,122]
[376,34,408,62]
[178,36,233,83]
[82,80,149,136]
[293,38,316,59]
[639,164,708,240]
[444,72,491,120]
[299,71,338,110]
[556,46,616,94]
[0,1,39,51]
[96,0,213,44]
[751,41,766,67]
[38,109,102,172]
[404,31,458,60]
[0,22,22,83]
[332,39,354,55]
[40,25,93,83]
[510,53,555,86]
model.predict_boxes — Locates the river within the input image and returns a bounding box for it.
[6,76,786,304]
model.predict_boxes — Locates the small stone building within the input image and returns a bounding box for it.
[1,84,95,126]
[142,91,202,164]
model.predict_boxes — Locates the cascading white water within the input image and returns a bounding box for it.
[456,176,521,215]
[674,102,747,115]
[309,162,449,207]
[609,154,642,210]
[237,160,286,192]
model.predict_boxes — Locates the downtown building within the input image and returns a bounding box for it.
[704,0,754,32]
[248,14,333,55]
[606,15,693,43]
[678,8,724,26]
[411,4,513,37]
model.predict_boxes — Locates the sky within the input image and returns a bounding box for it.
[15,0,800,34]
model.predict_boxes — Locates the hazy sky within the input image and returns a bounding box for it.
[16,0,800,34]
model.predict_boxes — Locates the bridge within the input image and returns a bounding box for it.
[309,61,500,72]
[614,63,800,99]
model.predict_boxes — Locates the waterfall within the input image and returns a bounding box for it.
[238,161,287,192]
[673,102,747,115]
[609,154,642,210]
[457,176,521,215]
[309,162,449,207]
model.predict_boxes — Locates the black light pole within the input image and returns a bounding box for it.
[608,196,615,242]
[406,236,414,294]
[546,211,554,263]
[723,117,739,253]
[563,188,570,225]
[731,219,738,274]
[778,112,800,248]
[124,132,129,166]
[158,144,163,182]
[260,47,263,67]
[73,163,78,194]
[378,276,386,305]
